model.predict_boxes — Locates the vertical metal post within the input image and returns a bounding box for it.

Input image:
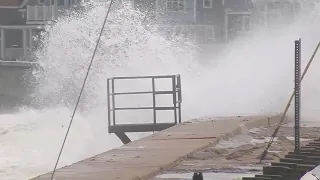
[177,75,182,123]
[23,29,27,59]
[43,5,47,21]
[52,3,58,20]
[294,38,301,152]
[107,78,111,131]
[152,77,157,124]
[264,4,269,28]
[224,11,228,41]
[172,76,177,124]
[64,0,68,8]
[111,78,116,125]
[0,28,5,60]
[28,29,33,52]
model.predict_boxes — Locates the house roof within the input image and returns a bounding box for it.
[0,0,23,7]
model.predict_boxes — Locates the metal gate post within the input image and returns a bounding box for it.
[111,78,116,126]
[152,77,157,124]
[294,38,301,152]
[177,75,182,123]
[107,78,111,133]
[172,76,177,124]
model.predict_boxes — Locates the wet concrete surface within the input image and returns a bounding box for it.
[30,116,282,180]
[152,121,320,180]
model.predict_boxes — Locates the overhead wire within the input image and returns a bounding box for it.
[50,0,114,179]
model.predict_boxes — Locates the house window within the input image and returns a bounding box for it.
[38,0,45,5]
[167,0,185,12]
[69,0,81,6]
[189,28,196,42]
[181,28,189,38]
[242,15,251,32]
[58,0,65,6]
[203,0,212,8]
[174,25,183,36]
[205,26,214,43]
[19,11,26,18]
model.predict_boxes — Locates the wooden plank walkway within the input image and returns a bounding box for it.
[30,115,284,180]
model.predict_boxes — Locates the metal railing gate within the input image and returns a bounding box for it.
[107,74,182,144]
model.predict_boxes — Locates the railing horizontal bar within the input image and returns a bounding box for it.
[113,107,176,110]
[112,75,176,80]
[156,91,174,94]
[156,107,176,110]
[112,90,174,95]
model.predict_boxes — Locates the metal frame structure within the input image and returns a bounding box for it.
[294,38,301,152]
[107,74,182,144]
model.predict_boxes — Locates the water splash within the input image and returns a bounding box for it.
[31,1,199,112]
[1,1,320,179]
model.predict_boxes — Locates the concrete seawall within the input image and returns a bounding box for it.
[30,114,286,180]
[0,61,35,113]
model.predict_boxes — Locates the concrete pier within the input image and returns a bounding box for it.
[30,114,284,180]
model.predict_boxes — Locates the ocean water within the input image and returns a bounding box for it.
[1,1,320,179]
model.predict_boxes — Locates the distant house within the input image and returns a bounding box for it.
[222,0,253,41]
[0,0,24,25]
[155,0,194,24]
[0,0,302,61]
[151,0,253,44]
[0,0,81,61]
[150,0,302,43]
[192,0,253,42]
[251,0,301,27]
[0,0,26,61]
[149,0,213,44]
